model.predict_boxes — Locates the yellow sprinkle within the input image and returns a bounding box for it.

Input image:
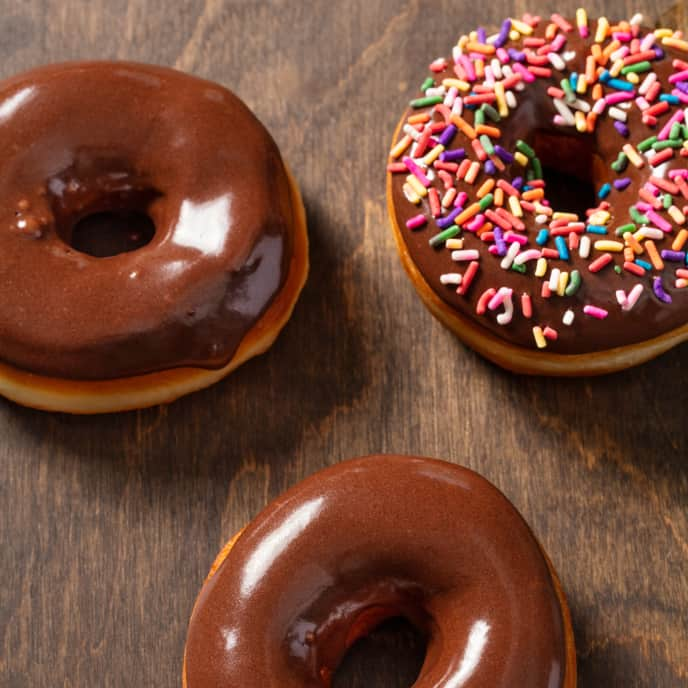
[442,78,471,92]
[511,18,534,35]
[446,238,464,250]
[684,140,688,151]
[390,136,412,159]
[402,183,421,204]
[533,326,547,349]
[494,80,508,117]
[508,195,523,218]
[654,29,674,39]
[595,17,609,42]
[406,175,428,198]
[535,257,548,277]
[534,202,552,216]
[589,210,610,225]
[553,212,579,221]
[514,151,528,167]
[576,75,588,94]
[662,37,688,52]
[557,271,569,296]
[622,143,645,168]
[669,206,686,225]
[626,72,640,84]
[457,35,469,52]
[576,7,588,30]
[423,144,444,165]
[477,178,495,199]
[594,240,624,252]
[575,111,587,132]
[609,59,624,77]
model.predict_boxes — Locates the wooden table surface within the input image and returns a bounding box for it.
[1,1,687,686]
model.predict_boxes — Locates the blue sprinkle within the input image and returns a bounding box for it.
[635,259,652,271]
[570,72,578,90]
[598,183,612,199]
[659,94,680,105]
[536,229,549,245]
[607,78,635,92]
[599,70,611,83]
[555,235,569,260]
[586,225,608,235]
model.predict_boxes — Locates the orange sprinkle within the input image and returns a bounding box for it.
[450,114,477,139]
[592,82,603,100]
[672,228,688,251]
[454,203,482,226]
[624,233,644,255]
[494,187,505,207]
[586,111,597,132]
[407,113,431,125]
[475,124,501,138]
[466,41,496,55]
[477,178,495,198]
[645,240,664,270]
[522,188,544,201]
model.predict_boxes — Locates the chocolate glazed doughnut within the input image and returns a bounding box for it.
[387,12,688,375]
[0,62,308,413]
[183,456,576,687]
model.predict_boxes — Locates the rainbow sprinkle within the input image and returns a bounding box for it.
[388,10,688,350]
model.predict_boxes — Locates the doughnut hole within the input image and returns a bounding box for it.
[333,616,427,687]
[48,168,161,258]
[532,130,602,218]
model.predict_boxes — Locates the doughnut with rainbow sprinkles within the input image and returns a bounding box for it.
[387,10,688,375]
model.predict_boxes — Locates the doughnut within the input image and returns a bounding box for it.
[183,455,576,687]
[387,11,688,375]
[0,62,308,413]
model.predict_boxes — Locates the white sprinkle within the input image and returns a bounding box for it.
[548,53,566,71]
[452,249,480,262]
[553,98,576,126]
[562,309,575,326]
[624,283,644,311]
[609,106,627,122]
[630,13,643,25]
[535,214,549,224]
[579,235,591,259]
[635,227,664,240]
[496,289,514,325]
[403,124,422,141]
[572,98,591,113]
[548,268,561,291]
[425,86,446,98]
[500,241,520,269]
[491,58,503,79]
[505,90,517,108]
[562,50,576,62]
[440,273,463,285]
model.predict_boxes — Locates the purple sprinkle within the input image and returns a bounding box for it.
[440,148,466,162]
[614,121,630,137]
[493,227,507,256]
[661,250,686,262]
[494,145,514,164]
[676,81,688,95]
[436,206,462,229]
[654,47,665,60]
[438,124,458,147]
[508,48,526,62]
[477,27,487,44]
[614,177,632,191]
[484,159,497,175]
[494,19,512,48]
[653,276,672,304]
[512,177,524,190]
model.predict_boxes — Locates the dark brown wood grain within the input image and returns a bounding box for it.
[1,1,687,686]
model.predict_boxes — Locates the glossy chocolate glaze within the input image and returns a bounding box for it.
[389,20,688,354]
[185,455,567,687]
[0,62,295,379]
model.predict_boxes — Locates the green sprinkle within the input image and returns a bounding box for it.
[526,169,535,182]
[561,78,576,104]
[611,152,628,172]
[516,139,536,158]
[670,122,683,140]
[479,134,494,155]
[475,108,486,126]
[565,269,581,296]
[620,61,651,75]
[663,194,673,210]
[420,77,435,92]
[410,95,443,108]
[479,193,494,211]
[615,223,636,236]
[429,225,461,248]
[638,136,658,152]
[614,265,622,274]
[653,140,683,151]
[482,103,501,122]
[511,263,527,274]
[630,207,648,225]
[531,157,543,179]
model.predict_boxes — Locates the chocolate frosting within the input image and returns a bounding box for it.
[389,19,688,354]
[0,62,295,379]
[184,455,567,687]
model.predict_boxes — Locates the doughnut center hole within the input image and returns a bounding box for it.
[69,209,156,258]
[532,130,599,218]
[333,617,427,688]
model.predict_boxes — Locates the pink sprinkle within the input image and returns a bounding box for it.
[583,305,609,319]
[403,157,430,187]
[512,62,536,83]
[669,70,688,84]
[646,210,672,232]
[466,214,486,232]
[605,91,634,105]
[521,293,533,318]
[496,47,509,64]
[672,89,688,104]
[459,55,476,81]
[551,34,567,52]
[454,191,469,208]
[504,232,529,246]
[543,326,559,340]
[406,214,427,230]
[487,288,509,311]
[657,109,685,141]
